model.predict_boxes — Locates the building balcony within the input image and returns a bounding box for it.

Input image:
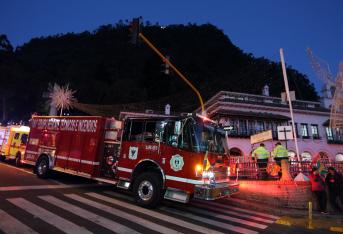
[219,91,329,112]
[227,129,279,139]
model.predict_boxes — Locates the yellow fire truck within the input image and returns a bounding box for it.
[0,125,30,166]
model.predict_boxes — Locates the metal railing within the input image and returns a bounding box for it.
[228,157,343,180]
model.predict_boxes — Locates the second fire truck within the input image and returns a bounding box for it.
[23,112,238,207]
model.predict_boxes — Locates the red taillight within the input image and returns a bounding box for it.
[106,156,114,165]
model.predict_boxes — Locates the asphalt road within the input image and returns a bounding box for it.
[0,161,335,234]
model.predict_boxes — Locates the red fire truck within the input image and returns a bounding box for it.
[23,112,238,207]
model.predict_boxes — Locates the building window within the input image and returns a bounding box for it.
[271,122,279,138]
[300,123,309,138]
[335,153,343,162]
[311,124,320,139]
[256,120,264,132]
[288,150,296,161]
[239,119,247,135]
[290,122,299,137]
[326,127,333,141]
[229,147,243,157]
[230,118,239,134]
[248,120,255,135]
[301,151,312,162]
[265,121,272,131]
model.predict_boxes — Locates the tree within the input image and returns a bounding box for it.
[0,35,13,52]
[48,83,76,116]
[0,35,15,122]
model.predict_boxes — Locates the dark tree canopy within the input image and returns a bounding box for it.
[0,22,318,121]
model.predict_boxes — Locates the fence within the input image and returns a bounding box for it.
[228,157,343,180]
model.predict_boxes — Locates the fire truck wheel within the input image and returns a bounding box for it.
[36,157,49,179]
[0,155,5,162]
[15,153,22,167]
[133,172,162,208]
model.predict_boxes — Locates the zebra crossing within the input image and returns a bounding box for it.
[0,191,280,234]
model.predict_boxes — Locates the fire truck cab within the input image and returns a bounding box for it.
[0,125,30,166]
[23,113,238,207]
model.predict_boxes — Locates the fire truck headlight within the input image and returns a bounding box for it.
[202,171,214,179]
[195,164,203,177]
[227,166,231,176]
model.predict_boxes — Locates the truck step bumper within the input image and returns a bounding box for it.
[194,182,239,200]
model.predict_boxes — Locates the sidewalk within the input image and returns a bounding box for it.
[222,196,343,232]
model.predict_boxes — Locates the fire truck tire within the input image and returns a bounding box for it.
[133,172,163,208]
[36,156,50,179]
[15,153,22,167]
[0,155,5,162]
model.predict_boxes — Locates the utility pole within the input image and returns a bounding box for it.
[280,49,300,162]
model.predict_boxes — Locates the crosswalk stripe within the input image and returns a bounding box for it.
[38,195,140,234]
[197,200,280,219]
[0,209,38,234]
[182,206,267,229]
[65,194,180,234]
[91,191,224,234]
[7,198,91,234]
[159,206,258,234]
[192,202,274,224]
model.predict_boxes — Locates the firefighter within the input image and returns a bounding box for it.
[272,142,289,165]
[272,142,289,179]
[252,143,270,180]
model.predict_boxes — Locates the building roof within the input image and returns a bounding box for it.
[197,91,330,114]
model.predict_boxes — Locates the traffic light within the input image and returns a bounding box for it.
[162,55,170,75]
[129,18,140,44]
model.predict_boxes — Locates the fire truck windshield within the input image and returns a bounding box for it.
[124,116,228,154]
[194,122,227,154]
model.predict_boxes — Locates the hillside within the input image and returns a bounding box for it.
[0,21,318,121]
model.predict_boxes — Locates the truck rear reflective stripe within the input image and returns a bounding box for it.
[55,155,100,165]
[80,160,100,165]
[39,145,57,150]
[166,175,204,185]
[117,167,133,173]
[56,155,68,160]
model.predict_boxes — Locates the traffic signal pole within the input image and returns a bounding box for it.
[137,32,206,115]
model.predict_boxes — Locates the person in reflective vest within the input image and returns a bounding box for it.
[252,143,270,179]
[272,142,289,166]
[272,142,289,179]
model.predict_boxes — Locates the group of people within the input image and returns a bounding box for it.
[252,142,288,179]
[310,166,343,213]
[251,142,343,213]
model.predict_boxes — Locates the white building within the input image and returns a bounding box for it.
[199,90,343,162]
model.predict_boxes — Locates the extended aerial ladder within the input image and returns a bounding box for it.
[306,48,343,130]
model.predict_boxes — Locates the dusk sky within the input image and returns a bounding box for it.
[1,0,342,94]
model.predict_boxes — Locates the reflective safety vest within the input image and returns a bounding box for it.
[252,146,269,160]
[272,145,288,158]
